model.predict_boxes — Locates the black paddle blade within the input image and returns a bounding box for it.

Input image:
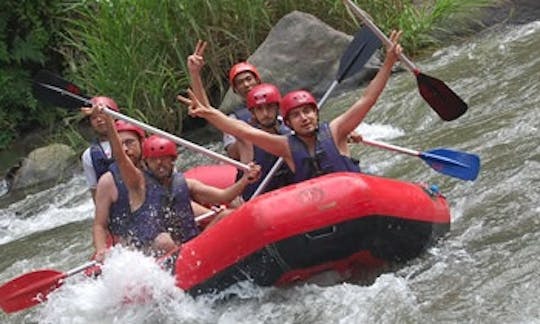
[417,73,468,121]
[337,26,382,82]
[32,70,91,109]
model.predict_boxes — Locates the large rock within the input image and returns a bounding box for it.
[8,143,79,193]
[219,11,381,113]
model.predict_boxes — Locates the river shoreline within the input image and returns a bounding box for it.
[1,0,538,177]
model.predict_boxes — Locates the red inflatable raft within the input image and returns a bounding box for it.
[178,165,450,295]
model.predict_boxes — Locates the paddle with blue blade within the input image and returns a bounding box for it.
[360,138,480,181]
[251,25,381,198]
[343,0,468,121]
[0,261,98,314]
[32,70,251,172]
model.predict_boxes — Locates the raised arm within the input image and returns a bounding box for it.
[187,162,261,205]
[330,30,402,145]
[81,105,144,194]
[177,90,291,159]
[187,40,210,107]
[103,109,144,192]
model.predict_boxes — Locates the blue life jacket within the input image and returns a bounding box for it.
[89,139,114,181]
[231,105,252,123]
[108,163,131,237]
[166,172,200,243]
[236,120,293,200]
[288,122,361,183]
[108,167,198,248]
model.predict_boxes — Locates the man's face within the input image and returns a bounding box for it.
[119,131,142,166]
[251,103,279,129]
[89,112,108,136]
[285,104,318,136]
[145,155,175,181]
[233,72,260,98]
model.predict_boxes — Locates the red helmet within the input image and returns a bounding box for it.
[90,96,119,112]
[142,135,178,158]
[280,90,318,118]
[246,83,281,110]
[228,62,261,87]
[114,120,145,139]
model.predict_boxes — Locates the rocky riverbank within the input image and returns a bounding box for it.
[1,0,538,199]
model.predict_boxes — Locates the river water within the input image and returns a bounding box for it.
[1,21,539,323]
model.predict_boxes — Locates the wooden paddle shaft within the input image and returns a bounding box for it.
[38,82,249,171]
[104,108,250,172]
[66,261,99,276]
[344,0,418,73]
[361,138,419,157]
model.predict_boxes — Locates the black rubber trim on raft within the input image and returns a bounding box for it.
[188,215,450,296]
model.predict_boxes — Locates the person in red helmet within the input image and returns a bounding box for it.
[88,103,261,260]
[80,96,120,202]
[187,42,290,201]
[89,118,146,262]
[180,30,403,184]
[186,41,263,162]
[230,83,292,200]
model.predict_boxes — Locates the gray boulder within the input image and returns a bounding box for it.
[8,143,79,193]
[219,11,381,113]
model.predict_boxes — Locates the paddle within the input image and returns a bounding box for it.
[250,25,382,198]
[318,25,382,106]
[343,0,468,121]
[0,261,98,314]
[32,70,250,172]
[0,206,217,315]
[360,138,480,181]
[195,206,224,223]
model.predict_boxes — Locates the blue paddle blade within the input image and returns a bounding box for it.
[420,148,480,181]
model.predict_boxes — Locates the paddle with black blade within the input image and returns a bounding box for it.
[32,70,250,172]
[250,25,382,198]
[343,0,468,121]
[0,261,98,314]
[360,138,480,181]
[318,25,382,106]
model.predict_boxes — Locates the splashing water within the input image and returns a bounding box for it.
[1,21,539,323]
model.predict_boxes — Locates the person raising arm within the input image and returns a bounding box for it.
[178,30,402,182]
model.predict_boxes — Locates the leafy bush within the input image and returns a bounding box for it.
[0,0,66,149]
[0,0,497,151]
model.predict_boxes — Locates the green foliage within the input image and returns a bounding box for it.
[60,0,277,135]
[0,0,65,150]
[0,0,498,152]
[344,0,497,55]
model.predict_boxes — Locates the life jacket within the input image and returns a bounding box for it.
[89,139,114,180]
[288,122,361,183]
[231,105,252,123]
[236,120,293,200]
[108,163,131,238]
[108,167,198,248]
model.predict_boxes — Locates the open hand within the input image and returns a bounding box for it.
[187,40,207,74]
